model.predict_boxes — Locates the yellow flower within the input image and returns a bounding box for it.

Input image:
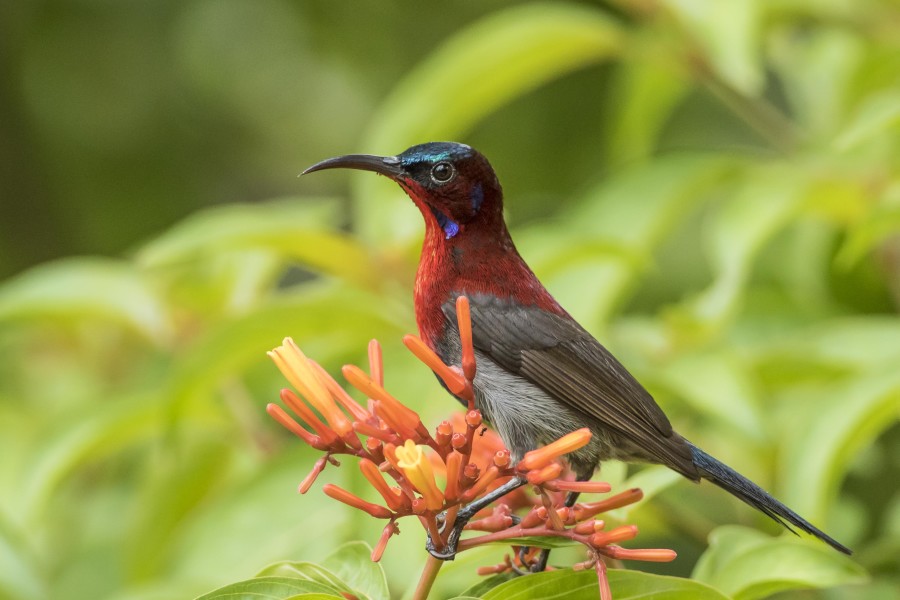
[394,439,444,511]
[268,337,353,436]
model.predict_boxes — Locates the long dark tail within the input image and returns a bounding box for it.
[689,442,851,555]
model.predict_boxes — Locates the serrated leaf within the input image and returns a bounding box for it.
[479,568,730,599]
[0,257,171,344]
[355,2,623,246]
[193,576,342,600]
[692,525,867,600]
[321,542,389,600]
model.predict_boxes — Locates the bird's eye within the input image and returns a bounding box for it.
[430,162,456,184]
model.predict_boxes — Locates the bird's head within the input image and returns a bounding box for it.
[303,142,504,241]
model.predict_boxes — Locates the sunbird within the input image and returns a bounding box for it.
[304,142,850,563]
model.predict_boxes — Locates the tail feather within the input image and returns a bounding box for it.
[689,442,851,555]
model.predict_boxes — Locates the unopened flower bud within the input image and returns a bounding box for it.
[518,428,592,472]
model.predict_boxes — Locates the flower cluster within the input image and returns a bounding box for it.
[266,296,675,600]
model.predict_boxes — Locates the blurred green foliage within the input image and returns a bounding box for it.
[1,1,899,599]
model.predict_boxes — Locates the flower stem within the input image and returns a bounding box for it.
[413,555,444,600]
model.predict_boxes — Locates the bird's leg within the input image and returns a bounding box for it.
[528,489,581,572]
[426,475,527,561]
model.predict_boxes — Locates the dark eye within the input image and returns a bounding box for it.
[430,161,456,184]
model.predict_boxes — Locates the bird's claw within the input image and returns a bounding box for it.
[424,475,528,561]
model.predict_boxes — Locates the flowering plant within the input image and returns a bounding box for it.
[266,297,675,600]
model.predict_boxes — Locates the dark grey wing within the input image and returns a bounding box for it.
[443,297,694,472]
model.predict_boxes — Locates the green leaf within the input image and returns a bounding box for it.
[692,525,867,600]
[456,573,517,599]
[676,166,807,335]
[478,568,730,599]
[832,89,900,151]
[0,257,171,344]
[0,511,46,600]
[167,448,347,589]
[611,466,683,520]
[769,21,862,135]
[193,576,342,600]
[836,203,900,268]
[321,542,389,600]
[530,154,733,329]
[356,2,623,245]
[758,317,900,375]
[256,562,352,597]
[167,284,403,412]
[657,352,766,443]
[19,393,164,525]
[136,199,386,291]
[661,0,764,95]
[780,370,900,521]
[605,59,691,164]
[480,536,578,551]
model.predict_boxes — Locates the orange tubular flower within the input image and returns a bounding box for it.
[547,480,611,494]
[402,335,468,396]
[517,428,592,472]
[368,339,384,387]
[265,403,327,450]
[279,390,341,446]
[309,360,371,423]
[574,488,644,520]
[372,521,398,562]
[455,296,476,382]
[462,465,500,502]
[342,365,422,433]
[602,547,677,562]
[394,440,445,511]
[525,463,564,485]
[592,525,639,547]
[269,338,354,436]
[360,458,406,512]
[443,451,463,502]
[298,456,329,494]
[322,484,393,519]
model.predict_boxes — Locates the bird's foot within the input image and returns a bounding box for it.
[530,548,551,572]
[425,475,528,561]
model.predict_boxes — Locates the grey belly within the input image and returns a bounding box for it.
[434,330,650,477]
[472,349,628,477]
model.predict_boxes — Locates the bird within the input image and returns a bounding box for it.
[303,141,851,562]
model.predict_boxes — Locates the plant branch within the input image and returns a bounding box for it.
[413,555,444,600]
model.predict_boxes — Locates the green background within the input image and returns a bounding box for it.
[0,1,898,599]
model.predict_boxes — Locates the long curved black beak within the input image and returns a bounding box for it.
[301,154,405,178]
